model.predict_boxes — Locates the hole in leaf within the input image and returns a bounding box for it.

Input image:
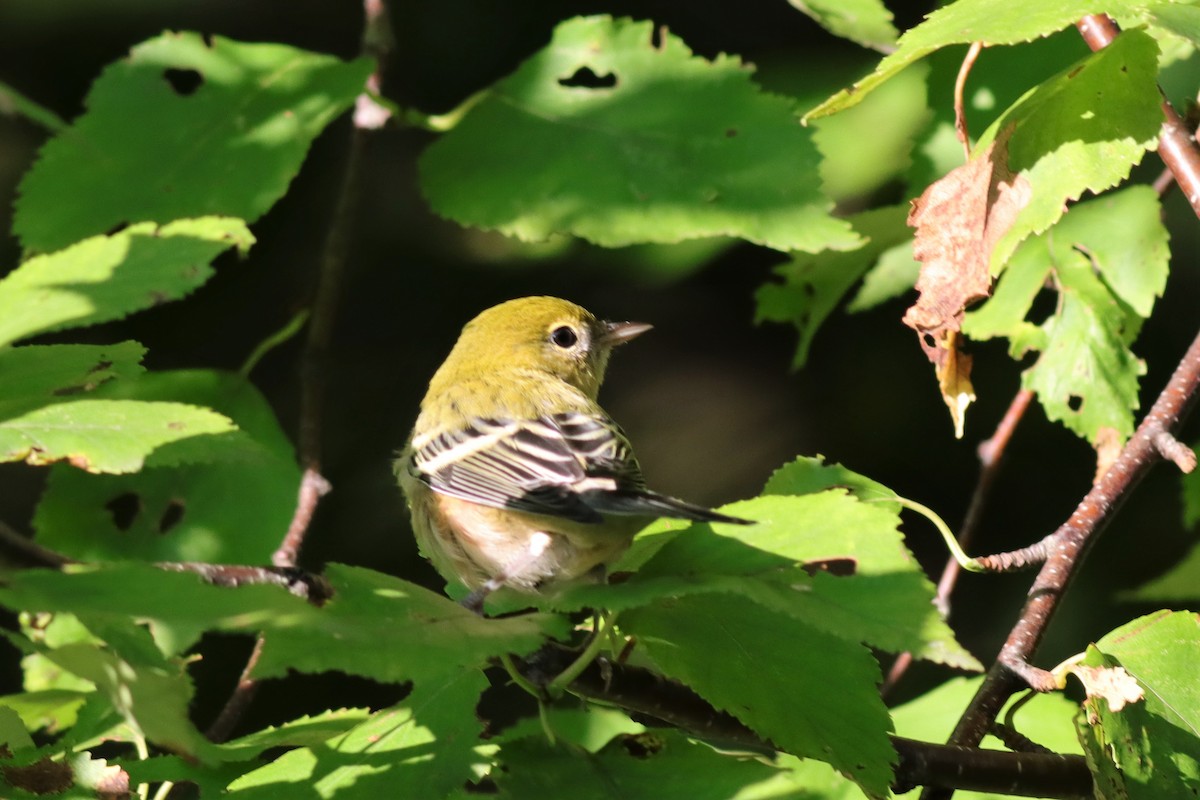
[1026,286,1058,326]
[163,68,203,96]
[105,493,141,531]
[619,733,663,758]
[650,25,665,49]
[1067,395,1083,412]
[557,67,616,89]
[922,333,937,349]
[158,499,185,534]
[802,557,857,577]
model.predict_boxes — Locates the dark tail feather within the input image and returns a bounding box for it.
[589,489,753,525]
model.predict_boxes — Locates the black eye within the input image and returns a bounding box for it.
[550,326,578,348]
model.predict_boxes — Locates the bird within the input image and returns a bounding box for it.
[396,296,751,609]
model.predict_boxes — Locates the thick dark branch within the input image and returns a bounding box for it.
[526,652,1093,798]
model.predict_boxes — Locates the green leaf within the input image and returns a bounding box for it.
[34,370,301,564]
[0,706,35,752]
[14,33,373,252]
[254,564,571,684]
[622,594,895,798]
[806,0,1157,119]
[420,15,860,253]
[0,563,568,684]
[1079,612,1200,798]
[755,206,914,367]
[0,690,89,736]
[0,564,314,659]
[976,30,1162,268]
[1147,2,1200,45]
[227,671,488,798]
[495,705,645,752]
[812,63,929,202]
[0,398,237,474]
[846,241,920,313]
[0,217,253,346]
[965,187,1167,442]
[891,676,1083,757]
[33,635,218,762]
[0,342,147,417]
[787,0,899,52]
[559,458,978,671]
[1127,538,1200,601]
[494,729,796,800]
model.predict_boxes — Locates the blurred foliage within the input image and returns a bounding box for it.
[0,0,1197,797]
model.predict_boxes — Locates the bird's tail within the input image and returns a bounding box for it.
[590,489,753,525]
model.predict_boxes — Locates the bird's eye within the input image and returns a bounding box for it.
[550,325,579,348]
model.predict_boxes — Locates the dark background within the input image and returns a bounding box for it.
[0,0,1196,732]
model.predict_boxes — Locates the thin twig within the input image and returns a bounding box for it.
[0,519,72,568]
[215,0,393,744]
[883,388,1033,695]
[953,42,984,159]
[205,637,265,743]
[925,326,1200,797]
[271,0,393,571]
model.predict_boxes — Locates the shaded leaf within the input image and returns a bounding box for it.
[34,370,300,564]
[421,16,860,253]
[964,187,1166,442]
[495,729,796,799]
[253,565,571,684]
[227,671,488,799]
[0,398,236,474]
[756,206,914,367]
[622,594,895,798]
[15,33,372,252]
[806,0,1158,119]
[787,0,898,52]
[976,29,1162,267]
[0,218,253,346]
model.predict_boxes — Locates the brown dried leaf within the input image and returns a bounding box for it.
[904,126,1030,436]
[937,332,975,439]
[904,127,1031,356]
[1074,664,1144,722]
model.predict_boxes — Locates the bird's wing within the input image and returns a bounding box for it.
[410,412,645,524]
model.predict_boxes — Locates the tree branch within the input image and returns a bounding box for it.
[919,18,1200,797]
[208,0,394,745]
[517,651,1093,798]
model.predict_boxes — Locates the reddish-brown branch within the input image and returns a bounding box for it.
[919,18,1200,798]
[220,0,393,744]
[924,328,1200,798]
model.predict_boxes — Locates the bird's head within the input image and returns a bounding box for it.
[440,296,651,399]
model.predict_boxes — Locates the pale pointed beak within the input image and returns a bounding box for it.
[601,320,653,346]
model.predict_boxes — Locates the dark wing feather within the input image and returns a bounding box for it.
[411,413,644,523]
